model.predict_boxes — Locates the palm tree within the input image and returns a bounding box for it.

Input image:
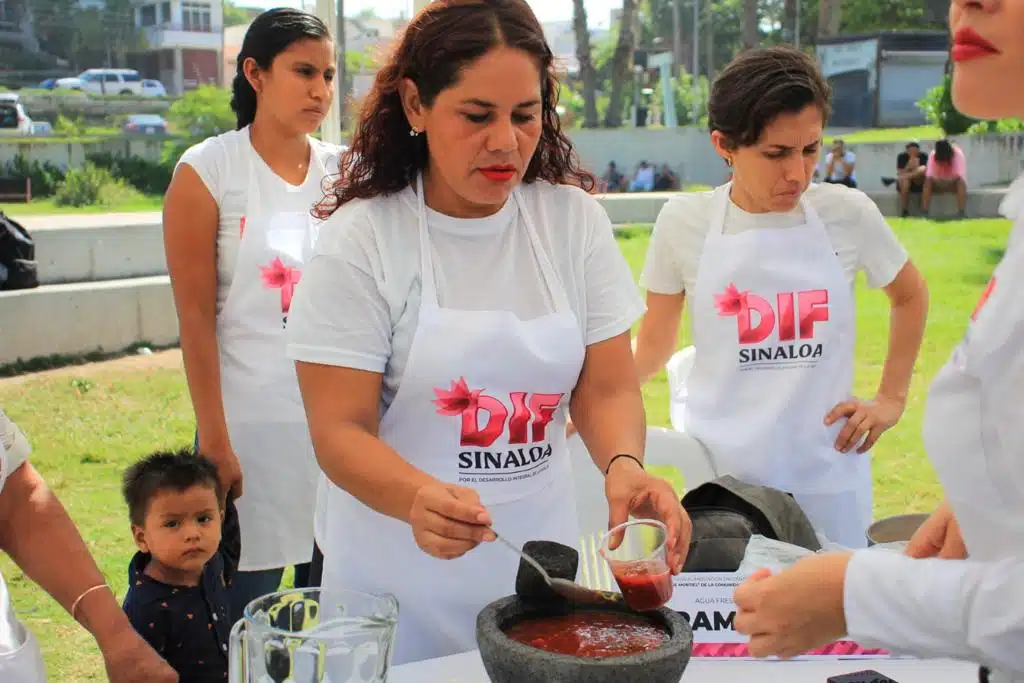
[741,0,758,50]
[817,0,841,39]
[604,0,637,128]
[571,0,599,128]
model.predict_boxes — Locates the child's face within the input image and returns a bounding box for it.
[133,485,222,574]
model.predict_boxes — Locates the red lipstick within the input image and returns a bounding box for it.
[480,165,516,182]
[951,27,1000,62]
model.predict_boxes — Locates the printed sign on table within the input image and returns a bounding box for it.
[667,572,895,659]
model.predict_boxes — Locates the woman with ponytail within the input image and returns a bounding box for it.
[161,7,341,621]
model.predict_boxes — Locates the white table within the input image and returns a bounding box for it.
[391,649,980,682]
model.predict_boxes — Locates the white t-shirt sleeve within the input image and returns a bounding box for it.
[579,196,645,345]
[848,190,909,288]
[176,136,227,202]
[639,197,692,295]
[0,410,30,495]
[285,205,393,372]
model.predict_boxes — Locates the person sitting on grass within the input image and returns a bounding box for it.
[923,138,968,219]
[121,449,240,683]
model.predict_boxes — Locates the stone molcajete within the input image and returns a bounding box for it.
[476,540,694,683]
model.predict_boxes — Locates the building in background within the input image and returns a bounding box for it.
[816,31,949,128]
[128,0,223,95]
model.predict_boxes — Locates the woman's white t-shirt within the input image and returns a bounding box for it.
[176,127,344,313]
[285,181,646,412]
[640,182,909,297]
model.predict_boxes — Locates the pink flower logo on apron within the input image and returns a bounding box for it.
[259,257,301,321]
[433,378,564,448]
[971,276,996,321]
[714,282,830,345]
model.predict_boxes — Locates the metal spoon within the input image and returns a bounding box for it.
[492,532,623,606]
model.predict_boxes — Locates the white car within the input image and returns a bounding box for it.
[141,79,167,97]
[55,68,144,96]
[0,96,32,136]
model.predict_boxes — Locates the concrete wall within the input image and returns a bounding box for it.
[565,128,1024,192]
[0,276,178,366]
[0,137,167,171]
[1,129,1020,192]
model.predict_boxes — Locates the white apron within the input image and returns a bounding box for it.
[0,583,45,683]
[320,176,584,666]
[681,184,872,548]
[922,211,1024,683]
[217,143,325,571]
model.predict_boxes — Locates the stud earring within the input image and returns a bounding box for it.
[409,127,420,137]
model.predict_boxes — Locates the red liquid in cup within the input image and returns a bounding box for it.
[611,560,673,611]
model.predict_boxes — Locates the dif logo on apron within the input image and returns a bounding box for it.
[433,377,565,486]
[714,283,830,369]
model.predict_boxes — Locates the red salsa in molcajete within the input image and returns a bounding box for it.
[504,612,667,658]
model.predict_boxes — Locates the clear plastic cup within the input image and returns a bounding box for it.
[599,519,673,611]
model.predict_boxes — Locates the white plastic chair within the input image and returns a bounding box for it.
[568,425,717,590]
[665,346,696,431]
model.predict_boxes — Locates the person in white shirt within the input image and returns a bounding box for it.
[285,0,691,666]
[824,139,857,187]
[733,3,1024,681]
[0,409,177,682]
[632,46,929,549]
[162,8,344,621]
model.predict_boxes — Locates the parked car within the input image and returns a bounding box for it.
[30,121,53,136]
[122,114,168,135]
[141,79,167,98]
[0,96,32,136]
[55,68,144,96]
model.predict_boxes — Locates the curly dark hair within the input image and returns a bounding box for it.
[316,0,593,217]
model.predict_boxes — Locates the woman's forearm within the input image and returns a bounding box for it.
[632,334,671,386]
[0,464,135,648]
[876,287,928,404]
[178,310,230,450]
[316,423,438,523]
[632,292,686,385]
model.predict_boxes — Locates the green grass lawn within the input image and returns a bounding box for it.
[0,217,1010,679]
[0,196,163,216]
[825,126,944,144]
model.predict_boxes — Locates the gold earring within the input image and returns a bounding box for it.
[409,126,420,137]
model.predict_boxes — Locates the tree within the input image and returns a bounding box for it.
[572,0,599,128]
[817,0,841,38]
[604,0,637,128]
[741,0,758,49]
[223,1,251,27]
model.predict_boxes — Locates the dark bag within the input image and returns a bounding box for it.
[0,211,38,291]
[681,475,821,572]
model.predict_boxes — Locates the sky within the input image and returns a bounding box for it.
[237,0,622,27]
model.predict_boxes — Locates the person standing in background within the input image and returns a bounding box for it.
[734,4,1024,681]
[631,46,928,549]
[161,8,343,621]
